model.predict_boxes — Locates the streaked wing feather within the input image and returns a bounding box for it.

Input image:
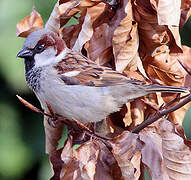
[54,50,144,87]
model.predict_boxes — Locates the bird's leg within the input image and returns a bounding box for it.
[72,119,111,141]
[94,120,103,133]
[44,102,111,145]
[94,119,112,137]
[46,102,57,121]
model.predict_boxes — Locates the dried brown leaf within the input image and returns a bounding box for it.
[58,0,82,26]
[72,10,94,52]
[86,23,112,64]
[45,1,60,33]
[166,26,182,54]
[129,99,145,129]
[181,0,191,9]
[174,124,191,149]
[157,0,181,26]
[133,0,182,57]
[16,9,43,37]
[110,131,143,180]
[180,8,191,29]
[123,102,132,127]
[143,46,191,124]
[50,139,121,180]
[159,93,191,124]
[112,1,140,72]
[140,128,170,180]
[50,136,73,180]
[143,48,186,86]
[84,0,134,66]
[124,98,146,131]
[60,0,107,56]
[44,115,64,154]
[58,0,104,27]
[81,3,112,64]
[94,46,114,66]
[158,120,191,180]
[179,46,191,68]
[61,11,86,49]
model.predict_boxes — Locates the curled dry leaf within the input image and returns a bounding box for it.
[181,0,191,10]
[50,136,73,180]
[72,10,93,53]
[79,3,113,64]
[86,3,116,65]
[50,139,121,180]
[143,47,186,86]
[133,0,182,57]
[110,131,143,180]
[159,93,191,124]
[140,129,170,180]
[44,115,64,154]
[166,26,182,54]
[179,46,191,71]
[45,1,60,33]
[158,120,191,180]
[58,0,82,26]
[61,11,86,49]
[143,45,191,124]
[58,0,104,27]
[16,9,43,37]
[136,119,191,180]
[128,98,145,130]
[180,0,191,29]
[157,0,181,26]
[59,0,108,57]
[112,1,140,72]
[86,23,113,64]
[123,98,146,130]
[180,8,191,30]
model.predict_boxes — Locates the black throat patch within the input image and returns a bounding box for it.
[25,57,42,92]
[24,57,35,73]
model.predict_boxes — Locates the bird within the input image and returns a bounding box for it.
[17,28,189,126]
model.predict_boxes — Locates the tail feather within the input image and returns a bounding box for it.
[144,84,189,94]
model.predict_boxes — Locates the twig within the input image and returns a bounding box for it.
[16,95,52,118]
[162,93,189,109]
[132,93,191,133]
[178,59,191,76]
[17,95,111,147]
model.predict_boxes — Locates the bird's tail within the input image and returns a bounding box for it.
[143,84,189,94]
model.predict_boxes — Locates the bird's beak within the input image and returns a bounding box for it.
[17,48,33,58]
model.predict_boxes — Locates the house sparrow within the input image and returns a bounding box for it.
[17,28,189,125]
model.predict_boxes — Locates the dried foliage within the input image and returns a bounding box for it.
[16,0,191,179]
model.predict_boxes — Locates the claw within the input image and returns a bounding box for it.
[47,117,57,128]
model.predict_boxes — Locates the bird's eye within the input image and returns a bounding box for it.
[35,44,45,53]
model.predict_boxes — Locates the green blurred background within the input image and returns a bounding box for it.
[0,0,191,179]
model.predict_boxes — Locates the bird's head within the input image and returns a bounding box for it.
[17,29,67,71]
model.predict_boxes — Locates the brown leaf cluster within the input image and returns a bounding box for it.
[48,120,191,180]
[16,0,191,179]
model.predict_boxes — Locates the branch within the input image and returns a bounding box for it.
[16,95,52,118]
[16,95,111,148]
[132,93,191,134]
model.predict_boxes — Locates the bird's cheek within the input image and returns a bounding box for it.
[34,52,52,67]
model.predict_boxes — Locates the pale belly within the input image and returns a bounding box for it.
[36,79,121,124]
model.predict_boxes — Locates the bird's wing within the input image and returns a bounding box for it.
[53,50,144,87]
